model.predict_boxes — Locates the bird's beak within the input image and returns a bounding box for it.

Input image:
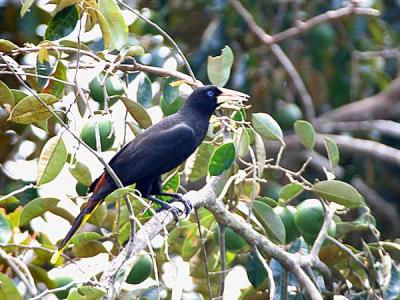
[216,87,250,105]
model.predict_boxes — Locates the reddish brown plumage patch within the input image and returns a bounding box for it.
[92,173,107,195]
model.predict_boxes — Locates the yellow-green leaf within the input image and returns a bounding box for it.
[0,272,24,300]
[324,137,339,168]
[120,96,152,129]
[98,0,128,49]
[20,197,59,226]
[37,136,67,185]
[72,240,107,258]
[0,39,18,52]
[20,0,35,17]
[69,161,92,186]
[95,11,112,49]
[207,45,234,87]
[0,81,14,108]
[8,93,58,124]
[313,180,364,208]
[252,113,283,143]
[294,120,315,150]
[253,200,286,244]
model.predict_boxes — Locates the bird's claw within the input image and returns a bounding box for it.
[167,193,193,217]
[155,201,182,222]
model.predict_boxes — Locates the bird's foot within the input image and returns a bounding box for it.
[159,192,193,217]
[149,196,182,222]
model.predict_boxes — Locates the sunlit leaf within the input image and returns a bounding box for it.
[11,89,28,103]
[313,180,364,208]
[37,136,67,185]
[87,203,107,226]
[120,96,152,128]
[0,272,24,300]
[123,45,145,57]
[246,251,268,289]
[252,113,283,143]
[209,142,236,176]
[0,80,14,108]
[279,183,304,202]
[0,39,18,52]
[235,127,250,157]
[45,5,79,40]
[0,214,11,243]
[294,120,315,150]
[0,195,19,207]
[95,11,111,49]
[137,74,152,108]
[8,93,58,124]
[98,0,128,49]
[69,161,92,186]
[28,264,57,289]
[324,137,340,168]
[67,285,106,300]
[49,206,76,224]
[253,200,286,244]
[254,132,266,178]
[20,197,59,226]
[207,45,234,87]
[186,143,214,182]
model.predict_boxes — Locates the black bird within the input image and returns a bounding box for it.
[51,85,249,263]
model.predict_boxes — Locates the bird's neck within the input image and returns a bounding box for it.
[178,108,211,144]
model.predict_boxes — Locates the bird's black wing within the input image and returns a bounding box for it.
[90,123,197,199]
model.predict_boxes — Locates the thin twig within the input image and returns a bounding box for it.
[116,0,197,82]
[194,209,213,299]
[0,248,37,296]
[254,246,276,299]
[310,205,336,257]
[0,183,35,202]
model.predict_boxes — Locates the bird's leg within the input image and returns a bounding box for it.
[146,195,181,222]
[157,192,193,217]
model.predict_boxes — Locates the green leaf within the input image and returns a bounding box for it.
[279,183,304,202]
[95,11,111,49]
[160,95,183,116]
[235,127,250,158]
[187,143,214,182]
[0,214,11,243]
[20,197,59,226]
[20,0,35,17]
[36,58,51,89]
[182,226,200,260]
[72,240,107,258]
[162,172,180,194]
[105,187,135,204]
[69,161,92,186]
[0,272,24,300]
[294,120,315,150]
[0,80,14,107]
[162,77,179,104]
[0,195,19,207]
[207,45,234,87]
[209,142,236,176]
[253,200,286,244]
[313,180,364,208]
[0,39,18,52]
[252,113,283,142]
[98,0,128,49]
[70,232,102,245]
[43,60,67,98]
[8,93,58,124]
[67,285,106,300]
[246,251,268,289]
[137,74,152,108]
[11,89,28,103]
[45,5,79,40]
[120,96,152,129]
[49,206,76,224]
[87,203,107,226]
[28,264,57,289]
[37,136,67,185]
[254,132,266,178]
[123,45,145,57]
[324,137,340,168]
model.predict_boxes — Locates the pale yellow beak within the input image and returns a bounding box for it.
[216,87,250,104]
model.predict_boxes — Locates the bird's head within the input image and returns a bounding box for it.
[182,85,249,116]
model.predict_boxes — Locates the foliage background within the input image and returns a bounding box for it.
[1,0,400,299]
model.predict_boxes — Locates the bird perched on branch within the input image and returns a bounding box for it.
[51,85,249,263]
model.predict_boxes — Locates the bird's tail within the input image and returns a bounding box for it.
[50,197,102,264]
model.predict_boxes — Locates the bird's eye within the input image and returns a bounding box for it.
[207,90,214,97]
